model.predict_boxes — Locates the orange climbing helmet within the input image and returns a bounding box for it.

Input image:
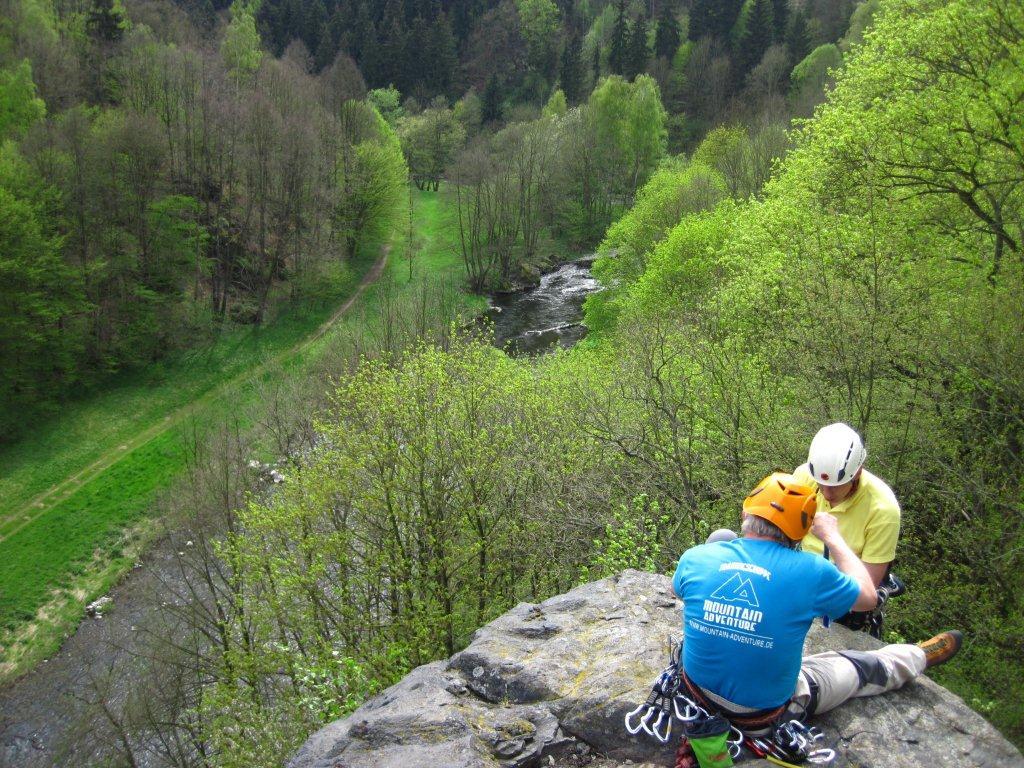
[742,473,818,541]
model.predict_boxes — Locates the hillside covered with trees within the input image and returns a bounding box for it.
[1,0,878,437]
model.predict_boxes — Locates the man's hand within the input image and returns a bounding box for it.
[810,511,840,544]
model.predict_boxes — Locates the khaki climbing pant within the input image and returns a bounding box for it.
[697,643,927,728]
[790,644,927,716]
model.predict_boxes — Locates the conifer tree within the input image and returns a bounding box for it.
[593,41,601,83]
[451,0,474,44]
[301,0,328,58]
[86,0,127,43]
[407,14,430,87]
[359,23,384,85]
[426,13,457,95]
[314,29,337,72]
[560,34,584,104]
[351,2,375,62]
[737,0,773,79]
[481,73,502,123]
[654,6,681,60]
[608,0,628,75]
[771,0,788,42]
[314,9,346,71]
[689,0,743,41]
[688,0,709,40]
[378,16,407,90]
[785,10,810,65]
[625,15,649,80]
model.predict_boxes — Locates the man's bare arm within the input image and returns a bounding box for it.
[864,561,890,589]
[811,512,878,611]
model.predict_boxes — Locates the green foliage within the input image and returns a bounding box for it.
[588,74,667,198]
[840,0,881,51]
[0,181,81,425]
[222,0,262,80]
[0,186,480,683]
[516,0,561,78]
[86,0,128,44]
[453,89,482,133]
[577,0,1024,745]
[789,43,842,103]
[397,106,466,191]
[591,157,726,299]
[580,495,669,581]
[196,335,617,763]
[1,0,58,51]
[198,651,380,768]
[335,102,408,259]
[366,85,405,126]
[543,87,567,118]
[0,60,44,139]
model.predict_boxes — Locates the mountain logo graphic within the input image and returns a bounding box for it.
[710,573,760,608]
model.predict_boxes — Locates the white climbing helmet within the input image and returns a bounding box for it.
[807,423,866,486]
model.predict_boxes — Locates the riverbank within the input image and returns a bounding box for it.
[0,186,486,767]
[0,187,485,691]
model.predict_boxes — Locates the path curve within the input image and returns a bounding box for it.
[0,247,390,544]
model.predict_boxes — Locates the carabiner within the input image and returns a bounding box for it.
[624,702,648,735]
[807,747,837,765]
[725,725,745,758]
[672,694,706,722]
[650,709,673,743]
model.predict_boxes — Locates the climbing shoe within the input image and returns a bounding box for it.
[916,630,963,668]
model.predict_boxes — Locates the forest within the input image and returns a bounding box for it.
[1,0,1021,765]
[1,0,870,437]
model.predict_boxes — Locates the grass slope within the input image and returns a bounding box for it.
[0,187,483,680]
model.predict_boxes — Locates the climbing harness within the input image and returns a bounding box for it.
[821,542,906,639]
[625,639,836,766]
[837,572,906,638]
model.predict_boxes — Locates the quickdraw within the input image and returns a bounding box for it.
[624,658,681,742]
[624,641,836,766]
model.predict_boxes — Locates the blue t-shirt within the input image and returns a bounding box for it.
[672,538,860,710]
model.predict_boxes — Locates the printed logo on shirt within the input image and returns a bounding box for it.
[710,573,761,608]
[718,561,771,580]
[693,572,775,649]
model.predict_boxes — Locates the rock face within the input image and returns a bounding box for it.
[288,570,1024,768]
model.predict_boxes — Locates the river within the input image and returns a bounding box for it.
[486,257,601,355]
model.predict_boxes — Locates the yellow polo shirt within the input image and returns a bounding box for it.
[792,465,901,564]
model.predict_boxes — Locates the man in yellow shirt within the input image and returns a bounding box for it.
[793,423,902,635]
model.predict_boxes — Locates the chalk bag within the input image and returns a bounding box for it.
[684,713,734,768]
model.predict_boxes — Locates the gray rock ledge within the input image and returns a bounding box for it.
[288,570,1024,768]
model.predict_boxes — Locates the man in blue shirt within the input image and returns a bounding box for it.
[673,473,961,723]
